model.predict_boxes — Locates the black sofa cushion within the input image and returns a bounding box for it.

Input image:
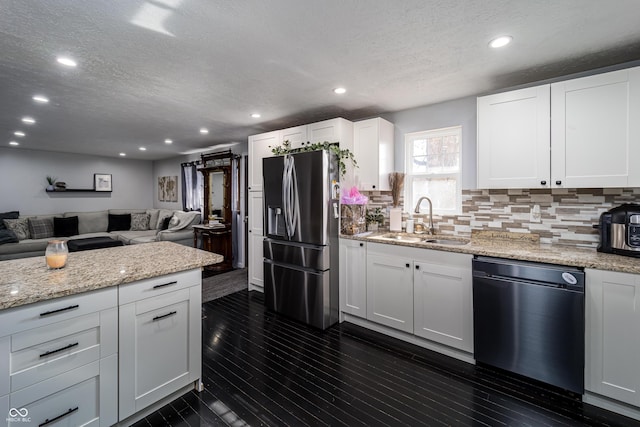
[67,236,124,252]
[0,229,18,245]
[0,211,19,230]
[54,216,79,237]
[107,213,131,232]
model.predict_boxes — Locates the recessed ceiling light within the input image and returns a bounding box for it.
[32,95,49,103]
[139,147,146,151]
[164,139,173,144]
[119,152,126,157]
[56,56,77,67]
[9,141,19,146]
[334,87,346,94]
[250,113,261,119]
[489,36,512,48]
[21,117,36,124]
[200,128,209,135]
[14,131,25,137]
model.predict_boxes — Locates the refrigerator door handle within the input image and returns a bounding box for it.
[282,155,300,239]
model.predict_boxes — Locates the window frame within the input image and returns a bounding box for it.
[404,125,462,215]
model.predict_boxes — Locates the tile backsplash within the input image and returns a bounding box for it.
[362,188,640,248]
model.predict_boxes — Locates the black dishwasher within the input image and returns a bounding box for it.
[472,256,585,394]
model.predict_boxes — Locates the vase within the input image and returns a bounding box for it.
[389,208,402,231]
[45,240,68,269]
[46,184,55,191]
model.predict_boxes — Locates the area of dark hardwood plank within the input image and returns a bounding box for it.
[136,290,640,427]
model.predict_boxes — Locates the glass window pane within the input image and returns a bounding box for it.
[411,177,458,213]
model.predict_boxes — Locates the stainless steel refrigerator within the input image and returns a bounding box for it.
[263,150,340,330]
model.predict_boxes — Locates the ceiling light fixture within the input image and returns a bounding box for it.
[164,139,173,144]
[250,113,261,118]
[489,36,512,48]
[199,128,209,135]
[119,152,126,157]
[139,147,146,151]
[9,141,19,146]
[14,131,25,137]
[56,56,77,67]
[32,95,49,103]
[21,117,36,124]
[334,87,346,94]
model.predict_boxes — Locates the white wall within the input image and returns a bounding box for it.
[0,148,153,215]
[382,96,477,189]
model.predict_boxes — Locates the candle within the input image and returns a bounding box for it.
[46,254,68,269]
[45,239,69,269]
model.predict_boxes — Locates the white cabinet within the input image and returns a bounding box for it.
[339,239,367,318]
[281,125,308,149]
[551,67,640,188]
[478,66,640,189]
[352,118,394,191]
[477,85,551,189]
[307,117,354,146]
[248,130,279,191]
[585,268,640,407]
[0,287,118,427]
[366,243,414,333]
[413,251,473,353]
[248,191,264,291]
[118,269,201,421]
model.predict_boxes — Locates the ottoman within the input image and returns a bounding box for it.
[67,236,125,252]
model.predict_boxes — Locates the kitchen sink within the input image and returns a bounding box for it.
[375,234,469,245]
[377,234,423,243]
[422,238,469,246]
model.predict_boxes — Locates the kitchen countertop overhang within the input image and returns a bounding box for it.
[341,232,640,275]
[0,241,222,310]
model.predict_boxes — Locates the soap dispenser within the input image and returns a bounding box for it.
[406,214,414,234]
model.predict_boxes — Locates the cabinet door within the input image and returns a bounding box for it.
[248,130,280,191]
[353,118,394,191]
[477,85,551,189]
[281,125,308,149]
[307,118,353,146]
[413,253,473,353]
[248,191,264,290]
[119,286,200,420]
[585,269,640,406]
[552,67,640,188]
[339,239,367,318]
[366,253,413,333]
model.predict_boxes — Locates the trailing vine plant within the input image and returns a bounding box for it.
[270,140,357,177]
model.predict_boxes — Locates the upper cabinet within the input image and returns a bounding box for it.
[281,125,307,150]
[248,130,280,191]
[352,118,395,191]
[307,117,353,146]
[477,85,551,189]
[477,66,640,189]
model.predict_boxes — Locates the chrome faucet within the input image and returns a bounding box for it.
[414,196,435,235]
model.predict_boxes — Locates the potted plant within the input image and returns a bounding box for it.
[46,175,57,191]
[366,207,384,232]
[270,140,357,177]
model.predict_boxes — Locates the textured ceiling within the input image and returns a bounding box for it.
[1,0,640,160]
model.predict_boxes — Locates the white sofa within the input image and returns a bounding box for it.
[0,208,201,261]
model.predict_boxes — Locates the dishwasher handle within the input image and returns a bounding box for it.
[474,271,584,292]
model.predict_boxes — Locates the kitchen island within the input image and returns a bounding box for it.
[0,242,222,426]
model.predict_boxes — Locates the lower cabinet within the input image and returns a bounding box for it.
[585,268,640,408]
[414,251,473,353]
[366,250,414,333]
[341,241,474,356]
[118,270,202,421]
[339,239,367,317]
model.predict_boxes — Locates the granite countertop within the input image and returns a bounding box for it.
[341,231,640,275]
[0,241,223,310]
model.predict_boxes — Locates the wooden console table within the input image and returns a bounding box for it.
[193,224,233,272]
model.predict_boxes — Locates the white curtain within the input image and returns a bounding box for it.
[181,162,203,213]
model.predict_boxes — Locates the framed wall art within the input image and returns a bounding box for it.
[94,173,112,192]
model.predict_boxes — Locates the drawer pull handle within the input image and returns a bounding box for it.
[39,407,78,427]
[153,311,177,321]
[40,304,79,317]
[153,281,177,289]
[39,342,79,358]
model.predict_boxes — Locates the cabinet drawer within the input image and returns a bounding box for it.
[119,269,200,305]
[10,360,101,427]
[10,308,117,393]
[0,287,117,338]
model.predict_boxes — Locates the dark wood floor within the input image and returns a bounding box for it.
[133,290,640,426]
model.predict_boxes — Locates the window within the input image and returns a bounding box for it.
[405,126,462,215]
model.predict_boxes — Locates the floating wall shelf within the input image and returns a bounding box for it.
[46,189,112,193]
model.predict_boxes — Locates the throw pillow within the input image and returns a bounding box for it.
[130,213,150,231]
[107,213,131,232]
[0,211,19,230]
[0,229,18,245]
[161,216,172,230]
[54,216,79,237]
[156,212,173,230]
[3,218,30,240]
[28,217,54,239]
